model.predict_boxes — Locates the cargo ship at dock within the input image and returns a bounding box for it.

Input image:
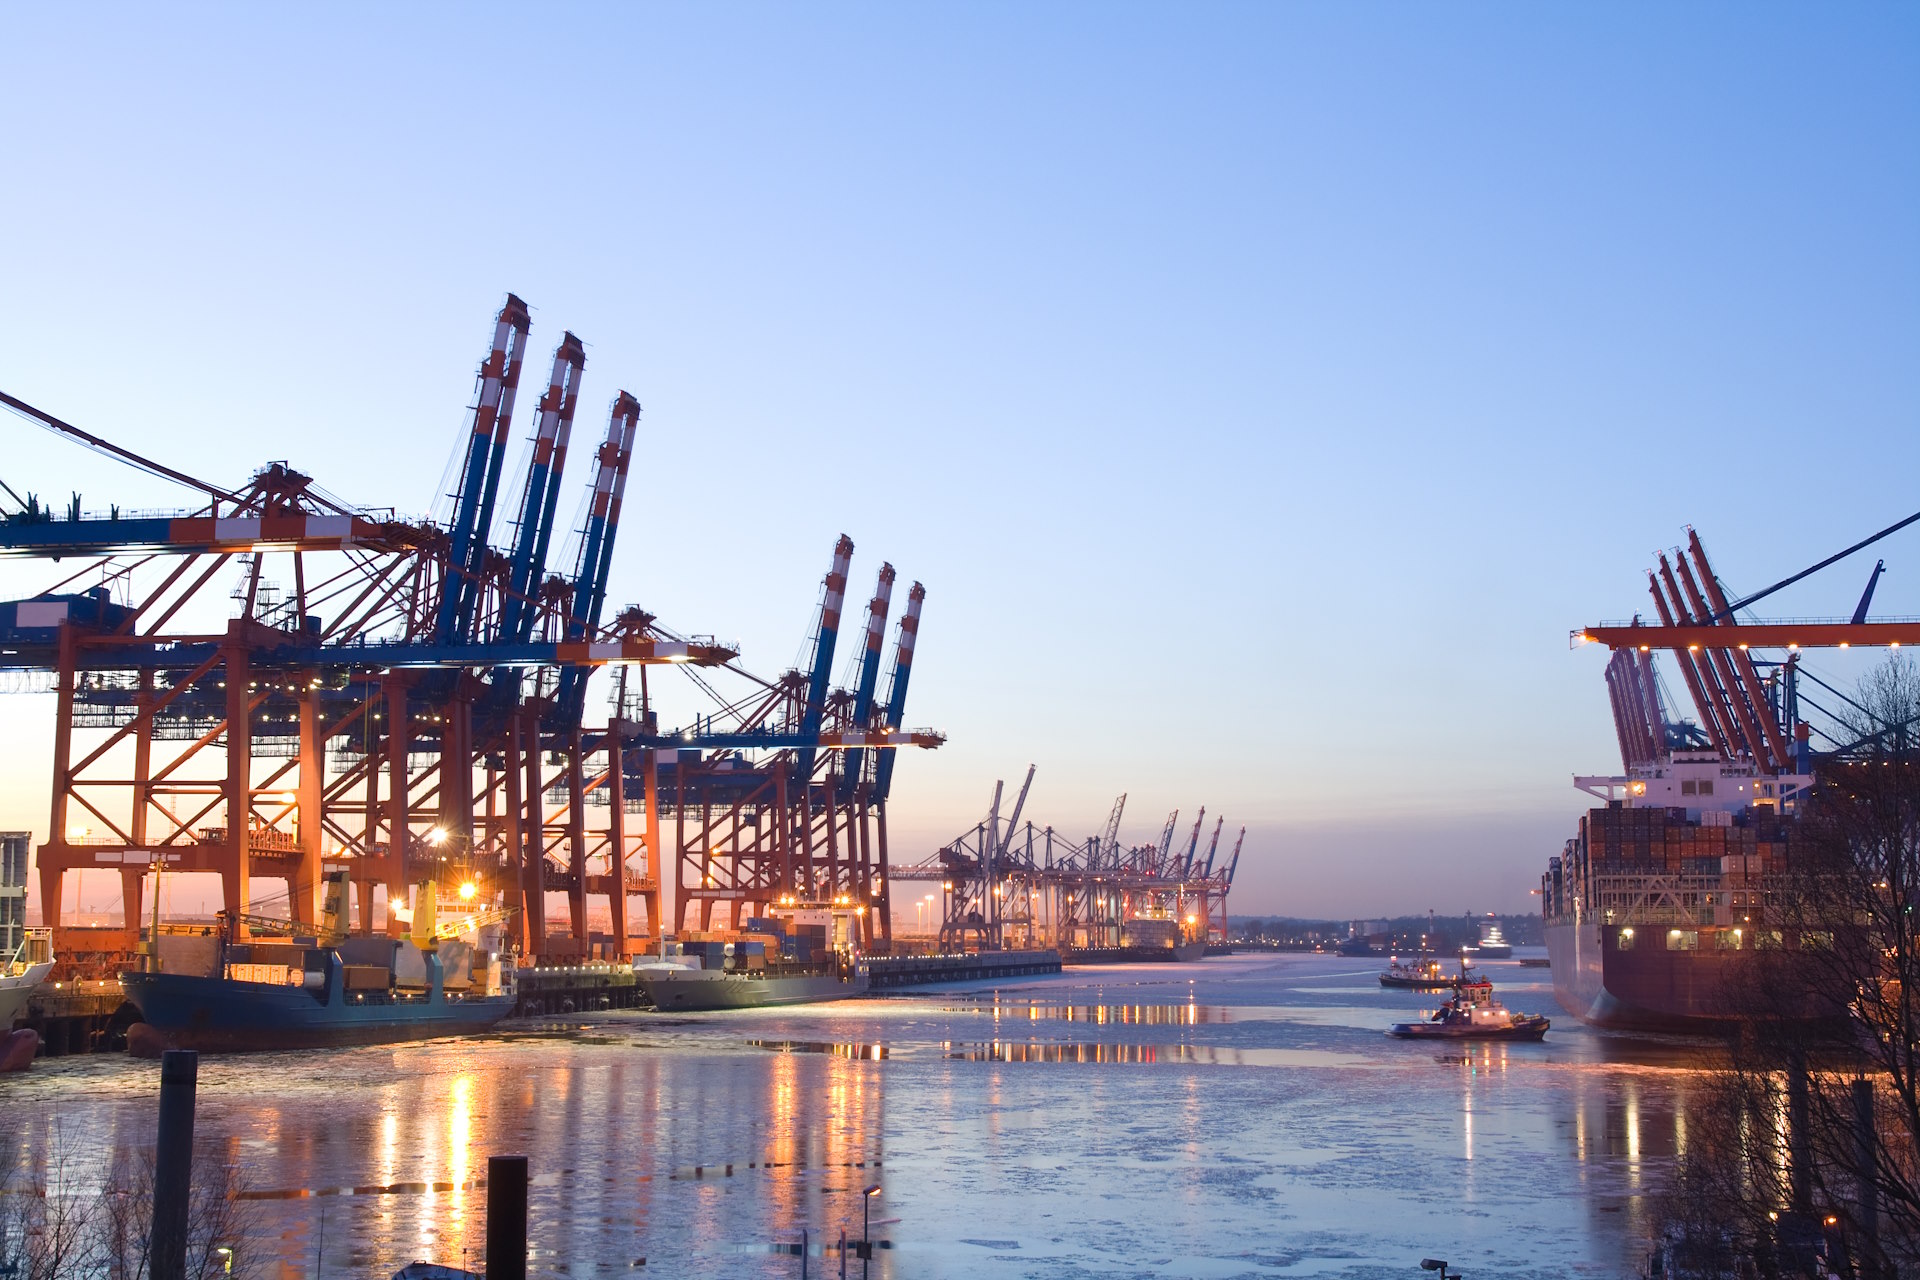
[123,942,514,1053]
[121,874,518,1053]
[1543,750,1806,1032]
[637,908,871,1012]
[1544,521,1896,1034]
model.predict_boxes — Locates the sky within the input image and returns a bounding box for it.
[0,5,1916,918]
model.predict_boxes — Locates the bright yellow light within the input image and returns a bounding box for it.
[427,827,448,846]
[458,881,477,901]
[1841,642,1851,649]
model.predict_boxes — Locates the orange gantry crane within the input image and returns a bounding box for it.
[0,296,941,975]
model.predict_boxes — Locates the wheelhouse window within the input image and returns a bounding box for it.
[1616,928,1635,951]
[1714,929,1743,950]
[1666,929,1699,951]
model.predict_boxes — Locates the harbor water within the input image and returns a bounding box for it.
[3,952,1708,1278]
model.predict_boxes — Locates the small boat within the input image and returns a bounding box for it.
[1389,973,1550,1041]
[1378,955,1460,990]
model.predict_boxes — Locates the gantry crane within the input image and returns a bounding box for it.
[0,296,940,975]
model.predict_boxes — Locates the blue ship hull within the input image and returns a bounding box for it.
[121,953,514,1053]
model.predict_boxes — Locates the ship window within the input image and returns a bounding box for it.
[1616,929,1635,951]
[1800,930,1833,951]
[1754,929,1784,950]
[1698,780,1714,796]
[1666,929,1699,951]
[1714,929,1743,951]
[1681,780,1697,796]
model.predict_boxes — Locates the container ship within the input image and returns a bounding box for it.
[1062,915,1207,964]
[637,906,871,1011]
[1542,522,1884,1034]
[1542,752,1808,1032]
[122,873,517,1053]
[123,936,515,1053]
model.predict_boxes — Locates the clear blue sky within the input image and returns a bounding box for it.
[1,5,1916,916]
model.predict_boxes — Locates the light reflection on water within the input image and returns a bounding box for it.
[2,952,1711,1278]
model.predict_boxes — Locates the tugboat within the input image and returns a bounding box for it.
[1378,955,1460,990]
[1388,968,1550,1041]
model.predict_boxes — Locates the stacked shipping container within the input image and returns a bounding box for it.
[1543,803,1795,921]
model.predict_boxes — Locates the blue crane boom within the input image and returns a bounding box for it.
[836,563,895,802]
[1223,826,1246,886]
[1199,817,1224,877]
[501,334,585,644]
[794,535,854,784]
[872,581,923,803]
[552,393,639,725]
[1180,808,1206,877]
[439,295,531,643]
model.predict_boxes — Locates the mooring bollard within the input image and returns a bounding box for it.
[486,1153,530,1280]
[150,1048,199,1280]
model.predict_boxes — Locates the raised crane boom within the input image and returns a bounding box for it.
[795,535,854,783]
[501,334,585,644]
[872,581,924,803]
[1180,808,1206,877]
[836,563,895,802]
[552,394,639,726]
[1199,816,1225,877]
[1099,793,1127,872]
[439,295,531,643]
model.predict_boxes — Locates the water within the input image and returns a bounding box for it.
[3,952,1713,1278]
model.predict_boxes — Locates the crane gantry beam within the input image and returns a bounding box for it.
[1578,622,1920,651]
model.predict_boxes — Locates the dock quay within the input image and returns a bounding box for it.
[511,963,645,1016]
[21,982,130,1056]
[867,950,1061,989]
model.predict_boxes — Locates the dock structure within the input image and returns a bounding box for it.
[893,772,1247,953]
[0,298,940,976]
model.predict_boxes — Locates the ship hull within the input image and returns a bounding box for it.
[1388,1019,1549,1041]
[639,967,869,1012]
[1545,920,1746,1034]
[1064,941,1208,964]
[121,969,514,1053]
[0,961,53,1029]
